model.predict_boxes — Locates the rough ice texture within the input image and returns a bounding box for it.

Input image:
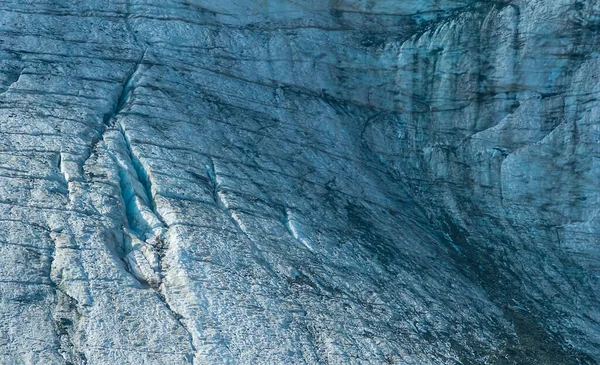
[0,0,598,364]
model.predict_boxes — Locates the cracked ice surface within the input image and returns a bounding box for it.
[0,0,599,364]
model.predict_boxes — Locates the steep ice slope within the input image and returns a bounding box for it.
[368,0,600,361]
[0,0,597,364]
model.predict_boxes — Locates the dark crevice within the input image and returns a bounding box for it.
[53,290,88,365]
[109,132,197,362]
[117,122,160,215]
[104,48,148,126]
[155,289,197,363]
[99,58,196,361]
[48,229,87,364]
[82,48,147,176]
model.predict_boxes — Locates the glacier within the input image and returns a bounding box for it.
[0,0,598,364]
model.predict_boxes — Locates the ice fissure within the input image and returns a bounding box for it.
[98,68,198,363]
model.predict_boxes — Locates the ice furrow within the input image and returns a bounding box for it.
[105,116,198,364]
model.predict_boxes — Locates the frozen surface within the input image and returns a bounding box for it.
[0,0,598,364]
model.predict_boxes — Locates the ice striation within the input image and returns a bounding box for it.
[0,0,598,364]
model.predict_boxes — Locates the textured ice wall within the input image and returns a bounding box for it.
[0,0,598,364]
